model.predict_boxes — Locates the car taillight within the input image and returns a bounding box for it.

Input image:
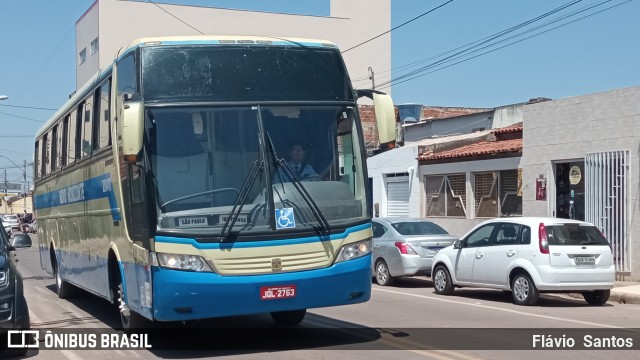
[538,223,549,254]
[395,242,417,255]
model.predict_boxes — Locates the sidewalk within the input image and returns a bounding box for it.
[565,281,640,304]
[609,281,640,305]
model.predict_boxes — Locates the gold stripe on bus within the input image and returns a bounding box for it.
[154,227,372,275]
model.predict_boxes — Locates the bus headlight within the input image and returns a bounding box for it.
[155,253,213,272]
[335,239,371,264]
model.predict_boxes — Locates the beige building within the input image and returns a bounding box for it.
[76,0,391,91]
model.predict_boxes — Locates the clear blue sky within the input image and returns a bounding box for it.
[1,0,638,186]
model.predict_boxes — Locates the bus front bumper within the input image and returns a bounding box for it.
[151,255,372,321]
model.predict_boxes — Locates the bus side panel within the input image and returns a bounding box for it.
[86,158,119,299]
[36,186,53,275]
[121,245,154,321]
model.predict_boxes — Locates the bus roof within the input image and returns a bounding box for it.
[36,35,339,138]
[122,35,337,53]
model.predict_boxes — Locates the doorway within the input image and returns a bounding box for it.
[555,161,585,220]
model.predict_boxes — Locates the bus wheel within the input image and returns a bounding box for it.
[116,281,151,330]
[53,254,76,299]
[270,309,306,326]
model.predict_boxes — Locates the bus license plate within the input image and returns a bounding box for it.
[260,285,297,300]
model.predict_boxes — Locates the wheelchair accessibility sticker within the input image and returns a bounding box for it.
[275,208,296,229]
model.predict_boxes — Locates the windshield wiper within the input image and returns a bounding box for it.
[220,159,264,240]
[265,132,330,234]
[160,188,241,210]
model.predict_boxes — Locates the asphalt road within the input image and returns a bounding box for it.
[10,234,640,359]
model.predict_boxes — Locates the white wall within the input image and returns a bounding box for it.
[522,86,640,280]
[76,0,391,90]
[367,145,420,218]
[76,2,100,89]
[492,104,524,128]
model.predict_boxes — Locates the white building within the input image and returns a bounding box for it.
[75,0,391,91]
[369,86,640,281]
[522,86,640,280]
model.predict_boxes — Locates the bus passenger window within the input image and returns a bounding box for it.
[82,96,93,158]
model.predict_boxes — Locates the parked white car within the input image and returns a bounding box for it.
[1,219,10,237]
[431,217,615,306]
[2,214,20,232]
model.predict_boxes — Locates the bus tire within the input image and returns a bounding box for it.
[114,275,153,330]
[52,251,76,299]
[270,309,306,326]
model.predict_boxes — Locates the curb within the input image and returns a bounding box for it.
[609,290,640,305]
[567,290,640,305]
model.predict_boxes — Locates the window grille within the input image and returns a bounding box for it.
[425,174,466,217]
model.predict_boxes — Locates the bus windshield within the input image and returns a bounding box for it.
[142,45,353,102]
[148,105,366,238]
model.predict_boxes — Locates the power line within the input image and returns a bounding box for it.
[381,0,632,90]
[0,104,57,111]
[0,111,46,123]
[146,0,204,35]
[378,0,624,89]
[341,0,455,53]
[376,0,588,88]
[353,0,584,83]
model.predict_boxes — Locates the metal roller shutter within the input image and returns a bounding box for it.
[386,173,410,217]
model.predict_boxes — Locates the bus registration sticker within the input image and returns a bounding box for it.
[260,285,297,300]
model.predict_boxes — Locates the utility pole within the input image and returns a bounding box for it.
[3,169,6,213]
[23,160,27,211]
[368,67,375,90]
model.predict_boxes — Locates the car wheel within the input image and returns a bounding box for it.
[511,273,539,306]
[270,309,306,326]
[433,265,454,295]
[582,290,610,306]
[375,259,394,286]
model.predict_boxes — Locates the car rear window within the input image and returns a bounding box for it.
[545,223,609,246]
[392,222,449,235]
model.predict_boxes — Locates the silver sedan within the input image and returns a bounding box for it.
[371,217,458,286]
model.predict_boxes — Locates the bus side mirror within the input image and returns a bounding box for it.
[122,99,144,163]
[356,89,397,152]
[372,92,396,150]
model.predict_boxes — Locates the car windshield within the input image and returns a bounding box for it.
[391,221,449,236]
[545,223,609,246]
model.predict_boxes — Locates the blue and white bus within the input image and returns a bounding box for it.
[34,35,396,328]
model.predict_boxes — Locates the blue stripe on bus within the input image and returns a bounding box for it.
[33,173,122,221]
[155,223,371,249]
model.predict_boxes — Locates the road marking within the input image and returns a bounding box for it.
[373,287,619,328]
[29,309,43,325]
[60,349,84,360]
[378,333,483,360]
